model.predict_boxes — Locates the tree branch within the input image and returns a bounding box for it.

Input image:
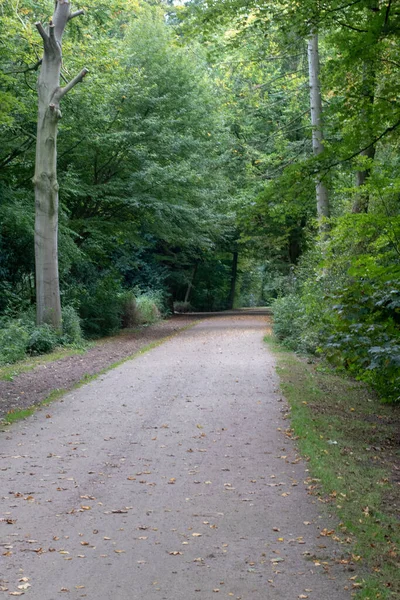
[49,20,56,41]
[35,22,48,42]
[57,68,89,100]
[68,9,85,21]
[334,117,400,167]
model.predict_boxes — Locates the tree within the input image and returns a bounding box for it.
[34,0,88,328]
[307,33,330,225]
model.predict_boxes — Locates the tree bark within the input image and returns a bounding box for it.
[34,1,87,328]
[307,33,330,225]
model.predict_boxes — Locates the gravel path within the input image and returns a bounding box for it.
[0,316,353,599]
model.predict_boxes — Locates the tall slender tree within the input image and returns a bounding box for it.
[34,0,88,328]
[307,33,330,226]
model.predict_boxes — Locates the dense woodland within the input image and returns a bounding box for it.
[0,0,399,402]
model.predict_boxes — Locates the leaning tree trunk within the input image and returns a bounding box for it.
[307,33,330,227]
[34,0,87,328]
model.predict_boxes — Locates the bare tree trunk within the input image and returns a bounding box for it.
[307,33,330,225]
[184,263,198,304]
[34,1,87,328]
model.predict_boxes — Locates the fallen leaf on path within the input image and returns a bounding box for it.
[114,550,125,554]
[270,557,284,563]
[169,551,182,555]
[192,533,202,537]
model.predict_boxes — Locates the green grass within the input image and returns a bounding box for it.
[0,345,89,381]
[265,334,400,600]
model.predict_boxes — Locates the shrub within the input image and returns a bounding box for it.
[27,324,58,355]
[120,291,138,329]
[60,305,83,345]
[134,292,161,325]
[0,321,29,364]
[272,294,304,349]
[79,276,125,337]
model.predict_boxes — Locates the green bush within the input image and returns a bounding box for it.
[79,275,125,337]
[134,291,162,324]
[120,291,138,329]
[0,321,29,364]
[272,214,400,402]
[60,305,83,345]
[27,324,58,355]
[272,294,304,350]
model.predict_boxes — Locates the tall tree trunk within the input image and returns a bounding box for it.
[34,1,87,328]
[228,251,238,310]
[307,33,330,226]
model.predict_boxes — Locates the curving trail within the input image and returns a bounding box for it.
[0,316,352,599]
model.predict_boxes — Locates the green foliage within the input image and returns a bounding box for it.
[27,324,59,355]
[134,289,163,325]
[120,291,138,329]
[273,214,400,402]
[60,305,83,345]
[78,275,125,338]
[0,321,29,365]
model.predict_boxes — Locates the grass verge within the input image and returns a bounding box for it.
[0,345,88,381]
[265,334,400,600]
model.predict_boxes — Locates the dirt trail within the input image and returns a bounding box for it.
[0,316,353,599]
